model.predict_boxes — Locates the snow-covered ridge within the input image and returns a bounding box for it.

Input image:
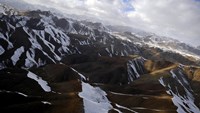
[0,10,141,69]
[158,69,200,113]
[127,57,146,82]
[0,13,72,68]
[145,39,200,60]
[1,7,199,71]
[113,32,200,60]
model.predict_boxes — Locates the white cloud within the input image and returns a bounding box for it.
[17,0,200,46]
[129,0,200,46]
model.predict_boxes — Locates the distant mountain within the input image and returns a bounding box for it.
[107,25,151,36]
[0,4,200,113]
[114,32,200,60]
[0,3,18,15]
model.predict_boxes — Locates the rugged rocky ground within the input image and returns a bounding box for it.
[0,4,200,113]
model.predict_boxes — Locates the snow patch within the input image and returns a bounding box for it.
[116,104,138,113]
[111,44,114,54]
[79,40,89,45]
[0,90,28,97]
[113,108,123,113]
[70,67,86,80]
[11,46,25,65]
[158,77,166,87]
[110,91,134,96]
[16,91,28,97]
[105,48,112,57]
[25,50,37,68]
[79,82,113,113]
[41,101,52,105]
[27,71,51,92]
[0,45,5,55]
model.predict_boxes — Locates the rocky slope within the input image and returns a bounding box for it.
[0,4,200,113]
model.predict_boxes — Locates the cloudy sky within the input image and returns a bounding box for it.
[2,0,200,46]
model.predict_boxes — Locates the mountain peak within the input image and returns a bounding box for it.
[0,3,18,15]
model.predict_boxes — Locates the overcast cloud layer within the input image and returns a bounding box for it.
[4,0,200,46]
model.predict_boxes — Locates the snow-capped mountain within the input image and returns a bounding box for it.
[0,8,199,69]
[0,9,142,69]
[0,4,200,113]
[0,3,18,15]
[112,31,200,60]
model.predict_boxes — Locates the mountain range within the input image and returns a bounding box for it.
[0,4,200,113]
